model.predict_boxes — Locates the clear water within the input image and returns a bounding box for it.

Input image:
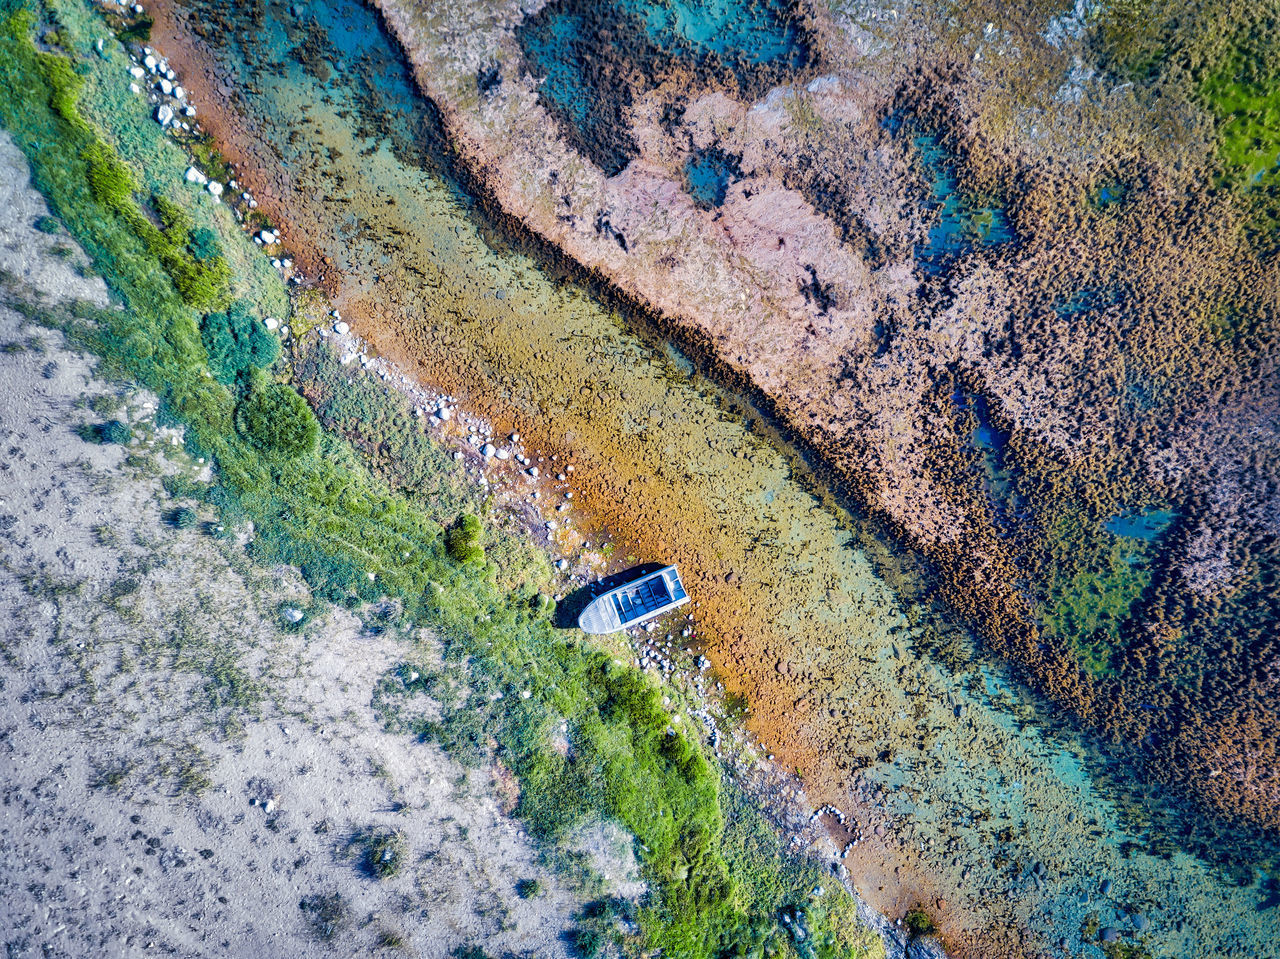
[1104,508,1175,542]
[913,131,1014,271]
[684,146,740,208]
[618,0,809,66]
[161,1,1280,954]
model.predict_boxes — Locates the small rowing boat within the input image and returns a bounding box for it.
[577,565,690,635]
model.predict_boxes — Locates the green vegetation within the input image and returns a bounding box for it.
[79,418,131,444]
[0,3,885,957]
[357,827,407,879]
[445,513,485,564]
[515,877,544,898]
[169,506,200,529]
[904,906,936,937]
[34,213,59,233]
[200,299,279,385]
[1038,507,1154,677]
[235,380,319,458]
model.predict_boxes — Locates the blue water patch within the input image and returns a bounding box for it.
[516,0,810,176]
[1105,508,1175,542]
[952,388,1022,531]
[1094,180,1126,206]
[911,132,1014,272]
[618,0,809,67]
[684,146,741,208]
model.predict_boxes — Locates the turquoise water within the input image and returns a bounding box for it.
[912,131,1014,271]
[684,146,740,208]
[619,0,809,66]
[517,0,808,176]
[1105,508,1175,541]
[167,2,1280,954]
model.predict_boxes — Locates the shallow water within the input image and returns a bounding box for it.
[156,1,1280,954]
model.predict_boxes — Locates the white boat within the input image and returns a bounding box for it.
[577,565,690,635]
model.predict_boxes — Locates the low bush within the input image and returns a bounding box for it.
[200,298,278,385]
[235,382,319,458]
[445,513,485,564]
[34,214,59,233]
[299,891,349,942]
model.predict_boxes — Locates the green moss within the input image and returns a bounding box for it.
[904,907,936,936]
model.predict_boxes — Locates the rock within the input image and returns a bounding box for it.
[130,65,145,79]
[482,443,496,458]
[495,448,510,460]
[1133,914,1150,932]
[263,799,276,814]
[207,181,224,198]
[333,320,349,335]
[264,317,279,331]
[174,85,185,99]
[143,54,157,71]
[436,406,452,421]
[159,78,172,95]
[155,104,174,126]
[1099,878,1113,896]
[1100,927,1119,943]
[282,606,303,623]
[184,166,208,185]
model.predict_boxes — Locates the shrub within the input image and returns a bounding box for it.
[358,828,406,879]
[299,891,349,942]
[200,299,279,385]
[34,214,58,234]
[78,419,131,444]
[169,506,199,529]
[97,419,132,444]
[235,383,319,458]
[445,513,485,564]
[905,906,936,936]
[516,877,544,898]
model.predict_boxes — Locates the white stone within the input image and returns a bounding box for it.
[159,78,172,95]
[174,86,185,99]
[495,449,510,460]
[333,320,349,335]
[143,54,156,71]
[436,406,452,421]
[129,83,140,94]
[207,181,224,197]
[155,104,174,126]
[482,443,496,458]
[130,65,145,79]
[184,166,207,185]
[264,317,279,331]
